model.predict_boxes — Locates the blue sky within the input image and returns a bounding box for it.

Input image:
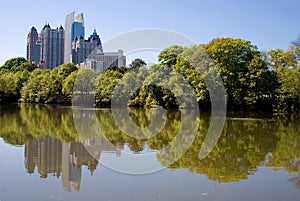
[1,0,300,65]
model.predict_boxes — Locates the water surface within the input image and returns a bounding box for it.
[0,104,299,201]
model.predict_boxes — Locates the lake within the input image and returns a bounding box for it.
[0,104,300,201]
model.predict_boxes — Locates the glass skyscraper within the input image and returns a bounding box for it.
[64,12,85,63]
[72,22,85,43]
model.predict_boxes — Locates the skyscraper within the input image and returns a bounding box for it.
[26,26,40,64]
[72,29,103,65]
[64,12,85,63]
[39,23,65,69]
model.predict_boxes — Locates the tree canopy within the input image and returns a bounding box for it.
[1,36,300,112]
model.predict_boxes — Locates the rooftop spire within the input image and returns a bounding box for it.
[42,22,51,30]
[30,26,37,32]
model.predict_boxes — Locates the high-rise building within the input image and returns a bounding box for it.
[87,29,103,51]
[26,12,125,71]
[26,26,40,64]
[64,12,85,63]
[39,23,65,69]
[72,29,103,65]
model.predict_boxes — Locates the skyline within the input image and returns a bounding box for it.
[1,0,300,65]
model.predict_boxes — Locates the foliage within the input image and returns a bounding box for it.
[158,45,185,66]
[0,57,36,73]
[0,72,18,103]
[20,69,51,103]
[129,58,147,69]
[1,35,300,112]
[95,69,124,107]
[202,38,275,110]
[0,58,37,103]
[20,63,79,104]
[291,36,300,60]
[267,47,300,112]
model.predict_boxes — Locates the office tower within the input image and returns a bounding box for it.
[72,29,103,65]
[64,12,85,63]
[26,26,40,64]
[39,23,65,69]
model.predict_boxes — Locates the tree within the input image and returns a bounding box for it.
[95,69,124,107]
[176,45,214,107]
[71,69,99,106]
[0,72,18,103]
[268,49,296,70]
[203,38,275,110]
[21,63,79,104]
[21,69,51,103]
[113,66,149,107]
[291,35,300,60]
[62,71,78,102]
[47,63,79,103]
[52,63,79,80]
[0,57,36,74]
[129,58,147,69]
[0,57,38,104]
[268,48,300,112]
[158,45,185,66]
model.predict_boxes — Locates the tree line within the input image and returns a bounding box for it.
[0,37,300,112]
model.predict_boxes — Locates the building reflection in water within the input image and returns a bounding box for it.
[24,136,122,192]
[289,159,300,188]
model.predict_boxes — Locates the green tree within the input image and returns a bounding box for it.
[72,69,99,106]
[0,57,36,74]
[176,45,214,107]
[21,69,51,103]
[268,49,296,70]
[158,45,185,66]
[95,69,124,107]
[62,71,78,102]
[0,72,18,103]
[48,63,79,103]
[268,48,300,112]
[21,63,79,104]
[203,38,275,110]
[291,35,300,60]
[129,58,147,69]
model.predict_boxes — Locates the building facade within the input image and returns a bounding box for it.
[39,24,65,69]
[72,29,103,65]
[81,48,126,72]
[26,26,40,64]
[64,12,85,63]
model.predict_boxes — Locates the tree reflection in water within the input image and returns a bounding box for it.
[0,104,300,188]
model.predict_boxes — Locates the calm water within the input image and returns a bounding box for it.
[0,104,300,201]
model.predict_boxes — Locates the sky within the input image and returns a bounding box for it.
[1,0,300,65]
